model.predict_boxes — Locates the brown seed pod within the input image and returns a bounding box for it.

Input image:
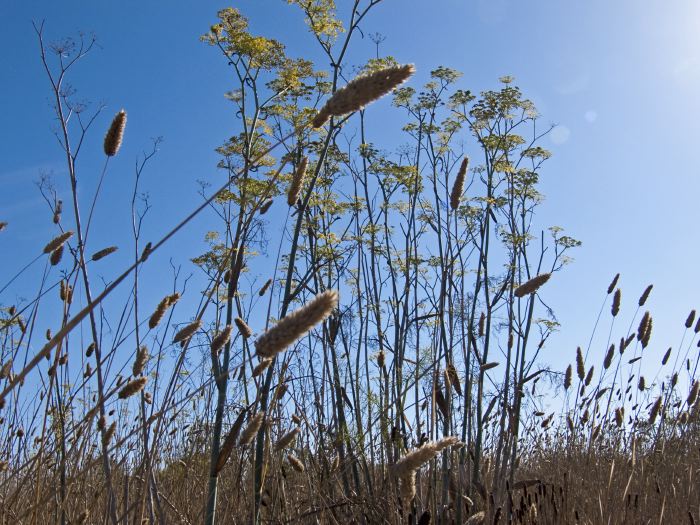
[173,319,202,346]
[611,289,621,317]
[118,377,148,399]
[274,427,300,451]
[43,231,73,254]
[234,317,252,338]
[91,246,118,261]
[287,157,308,206]
[210,325,232,355]
[238,412,265,446]
[287,454,305,472]
[50,245,64,266]
[255,290,338,359]
[215,410,247,474]
[132,345,149,377]
[450,157,469,210]
[259,198,274,215]
[638,284,653,306]
[104,110,127,156]
[514,273,551,298]
[258,278,273,296]
[312,64,415,128]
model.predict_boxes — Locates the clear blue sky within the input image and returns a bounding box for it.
[1,0,699,383]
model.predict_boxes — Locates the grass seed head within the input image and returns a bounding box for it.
[104,109,127,156]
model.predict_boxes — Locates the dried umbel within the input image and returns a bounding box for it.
[450,157,469,210]
[274,427,300,450]
[312,64,415,128]
[287,157,308,206]
[234,317,252,338]
[104,109,127,157]
[173,319,202,346]
[118,376,147,399]
[43,231,73,254]
[148,292,180,329]
[255,290,338,359]
[210,325,232,355]
[132,345,149,377]
[514,273,551,298]
[239,412,265,446]
[91,246,118,261]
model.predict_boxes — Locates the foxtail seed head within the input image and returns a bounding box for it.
[312,64,415,128]
[104,110,127,156]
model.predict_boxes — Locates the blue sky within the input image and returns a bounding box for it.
[1,0,699,388]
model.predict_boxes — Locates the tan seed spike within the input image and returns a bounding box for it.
[255,290,338,359]
[607,273,620,294]
[211,325,232,355]
[274,427,300,450]
[102,422,117,447]
[234,317,252,338]
[259,278,273,296]
[91,246,118,261]
[688,380,699,407]
[638,284,653,306]
[514,273,551,298]
[104,109,127,156]
[450,157,469,210]
[173,319,202,346]
[118,376,147,399]
[287,454,305,472]
[611,289,621,317]
[215,410,247,473]
[132,345,149,377]
[239,412,265,445]
[287,157,308,206]
[50,245,64,266]
[252,358,273,377]
[392,436,461,480]
[148,294,177,329]
[43,231,73,254]
[312,64,415,128]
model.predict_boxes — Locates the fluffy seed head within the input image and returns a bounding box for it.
[688,380,700,407]
[173,319,202,346]
[648,396,662,424]
[118,376,147,399]
[43,231,73,254]
[274,427,300,450]
[287,454,305,472]
[576,347,585,380]
[514,273,551,298]
[255,290,338,359]
[564,364,572,390]
[312,64,415,128]
[603,345,615,370]
[215,410,247,473]
[91,246,118,261]
[210,325,232,355]
[234,317,252,338]
[392,436,460,480]
[287,157,308,206]
[252,358,273,377]
[104,110,127,156]
[102,422,117,447]
[148,293,180,329]
[611,289,621,317]
[239,412,265,445]
[259,278,273,296]
[132,345,149,377]
[450,157,469,210]
[638,284,653,306]
[50,245,64,266]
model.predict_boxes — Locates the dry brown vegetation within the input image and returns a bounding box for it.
[1,5,699,525]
